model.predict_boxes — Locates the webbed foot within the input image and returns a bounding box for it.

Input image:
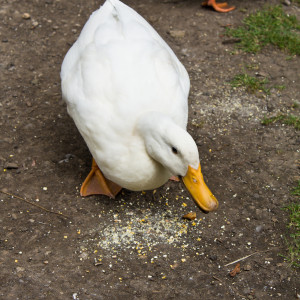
[80,158,122,198]
[202,0,235,12]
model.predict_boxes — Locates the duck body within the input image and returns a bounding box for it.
[61,0,218,211]
[62,0,190,190]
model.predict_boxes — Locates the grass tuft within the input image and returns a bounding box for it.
[226,5,300,54]
[230,73,270,94]
[291,181,300,196]
[283,193,300,268]
[262,114,300,130]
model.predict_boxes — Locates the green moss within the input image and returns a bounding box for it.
[227,5,300,54]
[283,199,300,268]
[262,114,300,130]
[230,73,270,94]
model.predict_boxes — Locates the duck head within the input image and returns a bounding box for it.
[138,112,218,212]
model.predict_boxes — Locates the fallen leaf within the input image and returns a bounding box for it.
[229,263,241,277]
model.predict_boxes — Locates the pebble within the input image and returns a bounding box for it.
[209,255,217,261]
[16,267,25,273]
[22,13,31,20]
[24,123,35,130]
[243,264,251,271]
[31,21,39,29]
[243,287,251,294]
[169,30,186,38]
[31,78,39,85]
[5,162,18,169]
[79,252,89,260]
[149,15,158,23]
[255,225,263,232]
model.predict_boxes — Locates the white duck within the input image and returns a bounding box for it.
[61,0,218,212]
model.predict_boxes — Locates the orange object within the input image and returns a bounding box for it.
[202,0,235,13]
[229,263,241,277]
[80,158,122,198]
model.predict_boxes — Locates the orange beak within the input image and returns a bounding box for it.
[182,164,218,212]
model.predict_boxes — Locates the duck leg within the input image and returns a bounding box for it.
[80,158,122,198]
[202,0,235,12]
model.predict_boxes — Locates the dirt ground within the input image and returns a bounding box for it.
[0,0,299,299]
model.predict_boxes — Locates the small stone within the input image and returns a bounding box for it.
[243,287,251,294]
[148,15,158,23]
[209,255,217,261]
[170,263,179,270]
[79,252,89,260]
[24,123,35,130]
[243,264,251,271]
[31,78,39,85]
[169,30,186,38]
[22,13,31,20]
[283,0,291,6]
[5,162,18,169]
[16,267,25,272]
[43,260,49,264]
[11,213,18,220]
[31,21,39,29]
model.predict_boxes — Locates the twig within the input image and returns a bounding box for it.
[213,276,223,283]
[0,190,69,219]
[224,249,272,267]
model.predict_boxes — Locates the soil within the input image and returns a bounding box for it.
[0,0,299,299]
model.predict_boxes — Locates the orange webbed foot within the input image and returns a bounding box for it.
[202,0,235,13]
[170,175,180,182]
[80,158,122,198]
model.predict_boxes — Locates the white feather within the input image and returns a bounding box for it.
[61,0,199,191]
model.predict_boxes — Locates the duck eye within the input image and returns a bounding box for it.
[172,147,178,154]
